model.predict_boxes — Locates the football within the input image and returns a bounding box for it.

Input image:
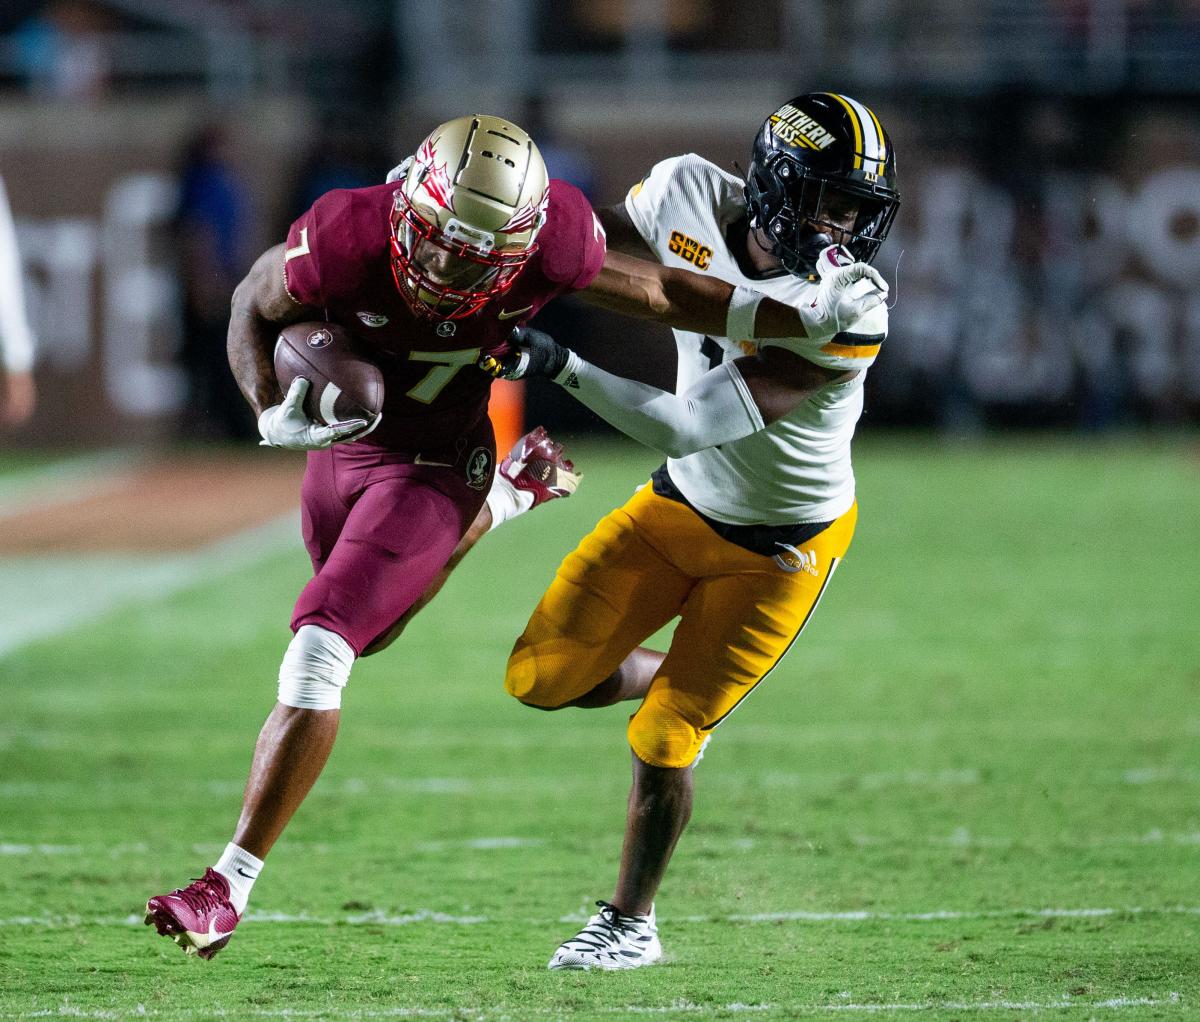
[274,321,385,427]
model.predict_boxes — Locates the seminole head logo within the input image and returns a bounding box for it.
[306,329,333,349]
[465,447,493,490]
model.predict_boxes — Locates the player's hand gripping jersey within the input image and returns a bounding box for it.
[625,154,887,526]
[284,179,606,451]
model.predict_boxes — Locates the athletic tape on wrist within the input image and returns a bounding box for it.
[726,284,764,341]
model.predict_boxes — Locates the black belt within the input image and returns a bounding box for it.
[651,464,832,558]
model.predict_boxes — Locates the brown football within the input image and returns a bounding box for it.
[274,321,385,427]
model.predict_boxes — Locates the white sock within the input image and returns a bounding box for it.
[213,842,264,914]
[484,471,535,532]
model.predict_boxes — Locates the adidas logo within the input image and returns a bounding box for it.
[773,542,818,576]
[563,372,580,389]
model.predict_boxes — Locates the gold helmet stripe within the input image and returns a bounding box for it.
[846,94,885,173]
[825,93,887,177]
[824,93,864,170]
[861,103,888,177]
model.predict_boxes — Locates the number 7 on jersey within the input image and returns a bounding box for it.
[405,348,481,403]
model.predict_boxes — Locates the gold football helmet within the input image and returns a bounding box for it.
[390,114,550,320]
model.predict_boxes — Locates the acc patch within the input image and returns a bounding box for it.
[356,311,389,328]
[465,446,493,490]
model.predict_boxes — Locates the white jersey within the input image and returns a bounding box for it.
[624,154,887,526]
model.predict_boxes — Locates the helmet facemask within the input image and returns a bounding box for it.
[389,190,534,320]
[749,152,897,275]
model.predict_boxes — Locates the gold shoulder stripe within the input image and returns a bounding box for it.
[825,338,883,359]
[820,341,881,359]
[830,330,886,346]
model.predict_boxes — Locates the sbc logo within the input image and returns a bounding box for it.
[668,230,713,270]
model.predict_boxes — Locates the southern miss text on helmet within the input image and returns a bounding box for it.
[390,114,550,320]
[744,92,900,275]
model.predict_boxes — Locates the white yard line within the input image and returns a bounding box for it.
[811,995,1182,1014]
[1117,767,1200,784]
[5,829,1200,855]
[2,767,1195,798]
[0,993,1183,1019]
[1,905,1198,929]
[0,511,299,659]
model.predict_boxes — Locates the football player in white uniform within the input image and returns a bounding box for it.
[481,92,900,969]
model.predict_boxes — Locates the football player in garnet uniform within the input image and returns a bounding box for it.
[144,114,875,960]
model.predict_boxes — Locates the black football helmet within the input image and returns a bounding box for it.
[744,92,900,275]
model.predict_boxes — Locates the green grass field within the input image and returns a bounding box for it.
[1,436,1198,1020]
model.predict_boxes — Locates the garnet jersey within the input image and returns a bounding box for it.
[284,178,606,450]
[625,154,888,525]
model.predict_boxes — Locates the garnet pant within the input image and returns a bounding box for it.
[291,428,494,655]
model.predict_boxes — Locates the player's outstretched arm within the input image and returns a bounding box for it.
[580,249,885,341]
[482,327,852,459]
[227,244,319,418]
[595,204,657,259]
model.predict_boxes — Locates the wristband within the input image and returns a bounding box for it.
[726,284,764,341]
[553,350,585,388]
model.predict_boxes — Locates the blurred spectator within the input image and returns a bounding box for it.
[523,94,598,201]
[175,122,254,440]
[0,174,36,428]
[285,114,382,223]
[538,0,713,52]
[13,0,111,101]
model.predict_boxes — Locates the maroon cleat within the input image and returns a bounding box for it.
[145,868,241,960]
[498,426,581,507]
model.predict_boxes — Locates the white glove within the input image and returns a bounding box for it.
[258,377,371,450]
[799,244,889,337]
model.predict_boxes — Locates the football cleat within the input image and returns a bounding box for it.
[548,900,662,970]
[499,425,581,507]
[144,868,241,960]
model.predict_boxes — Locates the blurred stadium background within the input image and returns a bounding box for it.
[1,0,1199,442]
[2,3,1199,1018]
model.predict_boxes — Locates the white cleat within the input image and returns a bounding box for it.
[548,901,662,971]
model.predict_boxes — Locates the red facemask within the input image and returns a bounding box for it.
[389,190,537,320]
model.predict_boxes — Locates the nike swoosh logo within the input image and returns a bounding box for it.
[414,454,452,468]
[235,868,258,879]
[497,305,533,321]
[204,918,236,943]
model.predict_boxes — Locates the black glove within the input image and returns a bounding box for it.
[478,326,571,381]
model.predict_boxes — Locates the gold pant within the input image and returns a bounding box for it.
[506,482,857,767]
